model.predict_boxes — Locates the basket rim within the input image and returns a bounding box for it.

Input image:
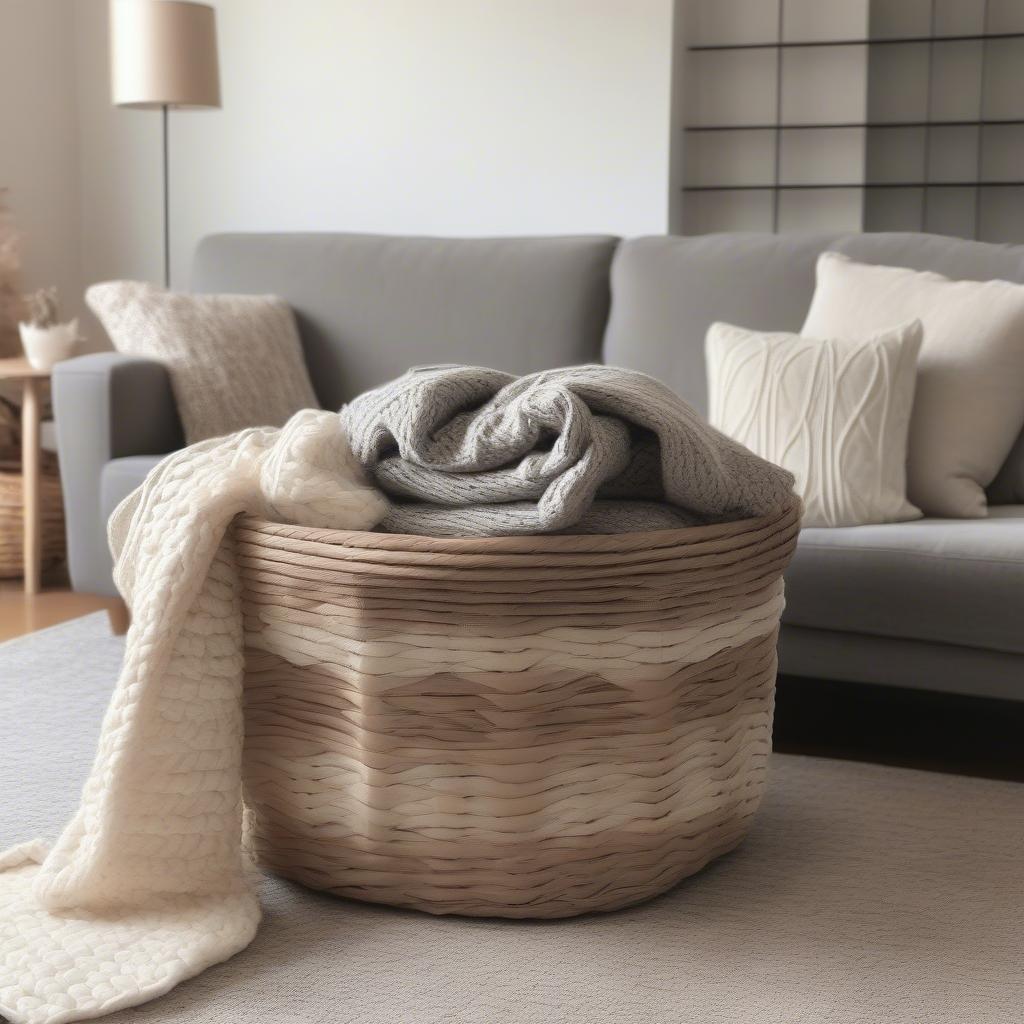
[236,498,801,556]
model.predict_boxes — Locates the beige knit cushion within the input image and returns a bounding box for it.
[802,252,1024,518]
[87,281,319,443]
[706,320,923,528]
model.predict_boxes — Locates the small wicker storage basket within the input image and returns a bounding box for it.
[0,461,65,579]
[237,500,800,919]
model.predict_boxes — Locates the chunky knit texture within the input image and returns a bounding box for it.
[86,282,320,444]
[344,364,796,536]
[0,410,386,1024]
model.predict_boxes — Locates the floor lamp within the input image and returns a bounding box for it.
[110,0,221,288]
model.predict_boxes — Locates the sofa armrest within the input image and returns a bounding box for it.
[53,353,184,595]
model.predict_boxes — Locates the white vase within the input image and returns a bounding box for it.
[19,319,79,371]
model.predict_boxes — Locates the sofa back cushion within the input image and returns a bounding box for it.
[192,232,618,411]
[830,232,1024,283]
[603,233,839,415]
[603,231,1024,503]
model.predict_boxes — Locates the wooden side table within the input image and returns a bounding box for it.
[0,357,52,594]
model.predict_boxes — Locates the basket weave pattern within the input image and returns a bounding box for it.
[0,462,65,578]
[237,502,800,918]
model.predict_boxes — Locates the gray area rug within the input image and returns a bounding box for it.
[2,613,1022,1024]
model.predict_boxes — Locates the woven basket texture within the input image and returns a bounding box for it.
[0,461,65,578]
[237,501,801,919]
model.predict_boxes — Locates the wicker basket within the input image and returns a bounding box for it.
[236,500,800,919]
[0,461,65,579]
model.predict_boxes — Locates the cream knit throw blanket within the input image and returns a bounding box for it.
[0,410,386,1024]
[345,364,795,536]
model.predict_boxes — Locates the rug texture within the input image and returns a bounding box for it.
[344,364,796,535]
[3,614,1022,1024]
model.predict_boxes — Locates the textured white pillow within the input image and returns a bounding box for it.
[706,320,923,528]
[802,252,1024,518]
[87,281,320,444]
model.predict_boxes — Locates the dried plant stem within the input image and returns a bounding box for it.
[0,190,25,358]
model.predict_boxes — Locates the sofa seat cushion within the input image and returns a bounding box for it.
[783,507,1024,655]
[100,455,166,526]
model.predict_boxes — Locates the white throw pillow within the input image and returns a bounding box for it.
[706,320,923,528]
[87,282,320,444]
[801,252,1024,518]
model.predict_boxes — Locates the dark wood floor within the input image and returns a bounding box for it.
[773,674,1024,782]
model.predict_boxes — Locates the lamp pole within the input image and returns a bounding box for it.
[163,103,170,288]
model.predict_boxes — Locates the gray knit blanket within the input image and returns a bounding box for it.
[344,364,795,537]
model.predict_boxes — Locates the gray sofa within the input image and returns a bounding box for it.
[53,231,1024,701]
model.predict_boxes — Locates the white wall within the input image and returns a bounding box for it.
[0,0,85,339]
[73,0,675,292]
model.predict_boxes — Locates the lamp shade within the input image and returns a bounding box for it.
[111,0,221,108]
